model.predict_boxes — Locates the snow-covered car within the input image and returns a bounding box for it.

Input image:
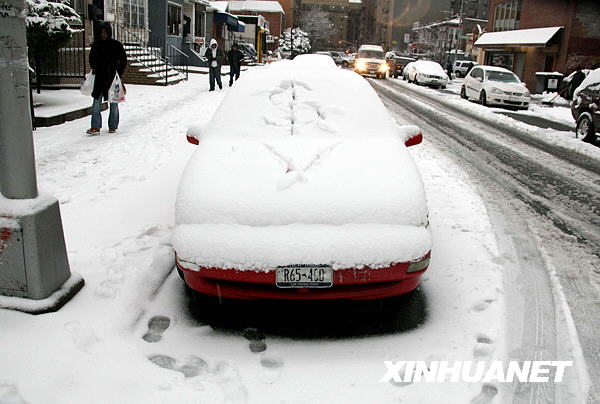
[453,60,479,77]
[354,44,389,79]
[571,67,600,143]
[176,56,431,300]
[407,60,449,88]
[461,65,531,110]
[402,61,416,81]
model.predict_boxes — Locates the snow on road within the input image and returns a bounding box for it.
[388,77,600,161]
[1,71,506,403]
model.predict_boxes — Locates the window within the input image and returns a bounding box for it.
[168,3,182,36]
[493,1,521,32]
[123,0,145,28]
[194,8,205,38]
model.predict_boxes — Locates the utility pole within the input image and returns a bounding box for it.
[0,0,83,312]
[453,0,466,65]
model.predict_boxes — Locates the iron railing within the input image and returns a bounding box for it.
[112,23,188,84]
[29,25,86,92]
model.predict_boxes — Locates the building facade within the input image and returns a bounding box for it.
[475,0,600,89]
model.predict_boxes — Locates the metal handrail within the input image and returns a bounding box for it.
[168,44,189,80]
[113,23,188,84]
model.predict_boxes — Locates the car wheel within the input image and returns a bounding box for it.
[479,90,487,106]
[460,85,467,99]
[576,113,596,142]
[441,85,447,89]
[343,61,348,67]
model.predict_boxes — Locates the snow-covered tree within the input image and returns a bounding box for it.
[25,0,81,68]
[278,27,311,56]
[300,8,336,51]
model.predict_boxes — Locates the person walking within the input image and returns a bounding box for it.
[227,43,245,87]
[568,66,586,100]
[446,62,453,80]
[205,39,223,91]
[87,21,127,135]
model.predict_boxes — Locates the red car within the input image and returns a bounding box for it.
[175,56,432,300]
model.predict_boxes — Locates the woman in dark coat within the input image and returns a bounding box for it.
[87,22,127,134]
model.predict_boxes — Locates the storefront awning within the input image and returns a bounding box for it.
[214,11,239,30]
[474,26,562,47]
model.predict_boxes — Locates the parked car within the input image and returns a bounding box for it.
[406,60,449,88]
[571,68,600,142]
[402,61,416,81]
[177,56,431,301]
[316,51,340,64]
[334,51,355,67]
[387,55,415,79]
[354,44,388,79]
[453,60,479,77]
[461,65,530,110]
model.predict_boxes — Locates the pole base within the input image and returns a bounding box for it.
[0,272,84,314]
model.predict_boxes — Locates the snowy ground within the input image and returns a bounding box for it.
[32,89,95,118]
[0,68,584,403]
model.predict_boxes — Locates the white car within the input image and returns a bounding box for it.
[407,60,449,88]
[461,65,531,110]
[453,60,479,77]
[176,56,432,301]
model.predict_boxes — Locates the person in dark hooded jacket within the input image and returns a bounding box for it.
[87,22,127,134]
[227,43,244,87]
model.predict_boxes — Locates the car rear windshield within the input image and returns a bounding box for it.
[487,71,520,83]
[358,50,384,59]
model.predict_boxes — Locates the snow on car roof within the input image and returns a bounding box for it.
[574,68,600,98]
[175,60,430,269]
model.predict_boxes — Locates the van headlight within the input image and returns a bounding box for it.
[379,62,389,71]
[356,59,366,70]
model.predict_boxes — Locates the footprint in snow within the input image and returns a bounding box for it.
[148,354,208,378]
[0,382,27,404]
[473,333,495,359]
[64,321,100,353]
[143,315,171,343]
[470,383,498,404]
[259,354,284,384]
[243,327,267,353]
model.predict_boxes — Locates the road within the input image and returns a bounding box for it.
[370,78,600,404]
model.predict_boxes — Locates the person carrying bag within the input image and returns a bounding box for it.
[86,21,127,135]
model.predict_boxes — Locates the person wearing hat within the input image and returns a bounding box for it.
[205,39,223,91]
[227,43,245,87]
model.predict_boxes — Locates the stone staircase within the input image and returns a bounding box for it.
[123,45,187,86]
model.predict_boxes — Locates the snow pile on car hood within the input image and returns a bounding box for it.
[414,61,447,77]
[175,60,431,270]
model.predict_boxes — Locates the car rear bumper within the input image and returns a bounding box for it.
[177,253,430,300]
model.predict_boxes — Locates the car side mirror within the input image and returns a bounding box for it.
[397,124,423,147]
[477,77,483,82]
[186,124,205,145]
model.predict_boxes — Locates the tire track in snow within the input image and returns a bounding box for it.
[374,80,596,403]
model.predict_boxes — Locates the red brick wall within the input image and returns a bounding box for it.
[484,0,600,89]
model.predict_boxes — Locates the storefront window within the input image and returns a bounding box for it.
[168,3,182,36]
[493,0,521,32]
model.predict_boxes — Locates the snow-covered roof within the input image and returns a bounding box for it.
[474,26,562,47]
[209,1,228,12]
[227,1,284,13]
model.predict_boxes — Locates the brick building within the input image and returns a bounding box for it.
[474,0,600,90]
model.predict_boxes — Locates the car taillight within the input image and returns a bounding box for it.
[407,255,430,273]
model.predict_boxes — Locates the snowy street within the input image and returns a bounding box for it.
[0,66,598,404]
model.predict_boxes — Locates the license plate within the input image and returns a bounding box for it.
[276,265,333,288]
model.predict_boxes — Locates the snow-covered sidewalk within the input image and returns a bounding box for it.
[1,72,507,403]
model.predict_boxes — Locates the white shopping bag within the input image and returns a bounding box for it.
[108,73,126,103]
[80,71,95,96]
